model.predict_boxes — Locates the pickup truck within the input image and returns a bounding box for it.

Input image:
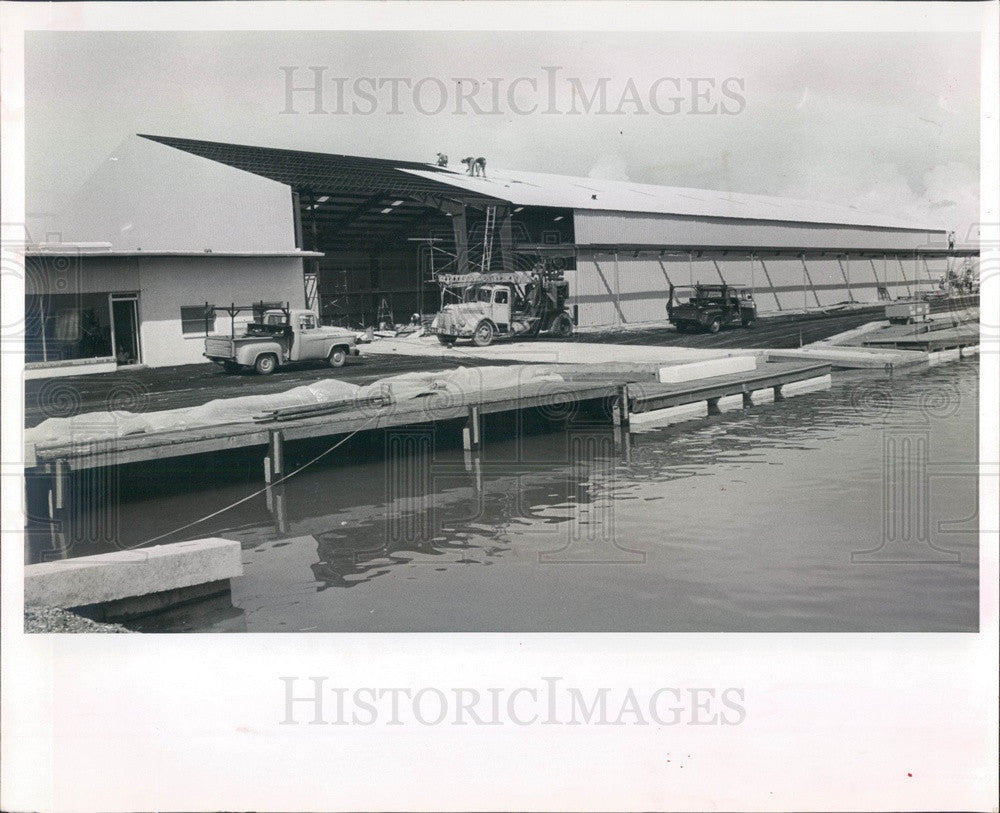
[667,283,757,333]
[204,307,359,375]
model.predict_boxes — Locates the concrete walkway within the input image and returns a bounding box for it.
[363,335,759,366]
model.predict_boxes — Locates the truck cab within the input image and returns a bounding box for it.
[463,285,511,331]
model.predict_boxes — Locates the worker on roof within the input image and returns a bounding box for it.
[461,156,486,177]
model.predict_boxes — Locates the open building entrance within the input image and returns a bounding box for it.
[110,294,141,365]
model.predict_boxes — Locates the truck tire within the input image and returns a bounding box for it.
[741,317,756,328]
[254,353,278,375]
[708,318,721,334]
[222,361,241,374]
[473,321,495,347]
[551,314,574,338]
[328,347,347,368]
[437,335,453,346]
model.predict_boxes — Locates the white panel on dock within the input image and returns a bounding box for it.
[927,347,974,366]
[657,355,757,384]
[717,394,747,412]
[751,388,776,404]
[780,374,833,396]
[24,537,242,609]
[629,401,709,429]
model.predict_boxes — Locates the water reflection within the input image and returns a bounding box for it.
[33,362,980,632]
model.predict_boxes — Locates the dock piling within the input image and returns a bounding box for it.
[707,397,722,416]
[773,384,785,402]
[265,429,285,484]
[48,459,68,520]
[462,405,481,451]
[742,391,754,409]
[612,385,630,428]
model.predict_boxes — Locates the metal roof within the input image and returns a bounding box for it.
[141,135,940,233]
[400,166,941,232]
[138,134,498,202]
[26,246,323,258]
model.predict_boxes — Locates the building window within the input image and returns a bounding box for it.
[181,305,215,335]
[24,293,114,363]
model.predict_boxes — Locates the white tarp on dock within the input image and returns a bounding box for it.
[27,366,566,447]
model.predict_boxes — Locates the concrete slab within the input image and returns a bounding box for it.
[821,321,888,346]
[25,358,118,380]
[658,355,756,384]
[364,335,754,367]
[25,537,243,609]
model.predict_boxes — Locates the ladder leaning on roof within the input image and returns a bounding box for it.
[480,205,496,273]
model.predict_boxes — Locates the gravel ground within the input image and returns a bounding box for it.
[24,605,134,633]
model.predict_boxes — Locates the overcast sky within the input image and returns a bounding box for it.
[26,30,980,236]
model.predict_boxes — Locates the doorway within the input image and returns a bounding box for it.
[110,294,141,365]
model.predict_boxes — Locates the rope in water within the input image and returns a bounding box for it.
[124,414,380,550]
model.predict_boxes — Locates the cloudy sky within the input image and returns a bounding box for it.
[26,30,980,236]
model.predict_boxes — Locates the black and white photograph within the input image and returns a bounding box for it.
[2,1,997,811]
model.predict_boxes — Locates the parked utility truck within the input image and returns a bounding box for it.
[203,302,359,375]
[667,283,757,333]
[430,269,574,347]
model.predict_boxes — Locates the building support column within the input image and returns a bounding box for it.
[613,252,622,324]
[757,257,782,311]
[497,207,514,273]
[440,200,470,276]
[800,254,822,308]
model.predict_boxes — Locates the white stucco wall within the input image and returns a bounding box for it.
[137,256,306,366]
[27,254,306,367]
[45,135,297,254]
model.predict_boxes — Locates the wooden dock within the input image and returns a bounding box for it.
[627,362,831,415]
[27,379,623,473]
[861,324,978,352]
[25,361,832,521]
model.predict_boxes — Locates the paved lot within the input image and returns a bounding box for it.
[576,306,886,349]
[21,305,907,428]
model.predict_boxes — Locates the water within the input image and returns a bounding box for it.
[39,362,979,632]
